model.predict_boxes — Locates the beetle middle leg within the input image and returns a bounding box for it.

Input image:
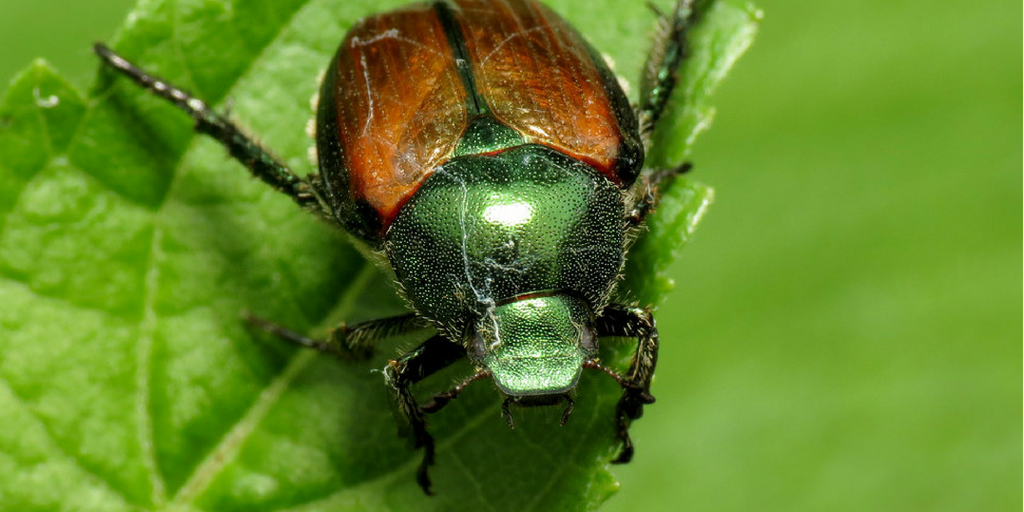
[247,313,460,493]
[385,335,467,495]
[244,312,427,360]
[589,304,660,463]
[93,43,332,220]
[626,161,694,227]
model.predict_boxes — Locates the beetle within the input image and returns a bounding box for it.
[95,0,698,494]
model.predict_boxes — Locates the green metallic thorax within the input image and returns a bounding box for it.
[385,143,626,395]
[481,295,597,396]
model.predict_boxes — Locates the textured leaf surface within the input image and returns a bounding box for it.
[0,1,756,510]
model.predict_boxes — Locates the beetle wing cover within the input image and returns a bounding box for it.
[326,0,641,228]
[454,0,638,180]
[332,3,469,224]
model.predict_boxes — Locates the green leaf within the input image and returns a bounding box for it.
[624,0,762,303]
[0,1,756,510]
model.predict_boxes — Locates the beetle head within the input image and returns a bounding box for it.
[469,294,598,398]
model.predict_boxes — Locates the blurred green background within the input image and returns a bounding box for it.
[2,0,1018,511]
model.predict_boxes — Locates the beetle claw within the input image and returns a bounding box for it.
[611,432,635,464]
[416,464,435,496]
[560,396,575,426]
[502,398,516,429]
[415,430,436,495]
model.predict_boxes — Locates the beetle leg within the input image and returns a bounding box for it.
[385,335,466,495]
[593,304,660,464]
[329,313,429,358]
[243,311,426,360]
[625,162,693,227]
[501,398,516,429]
[627,0,700,227]
[421,369,492,413]
[637,0,698,147]
[93,43,332,220]
[560,396,575,426]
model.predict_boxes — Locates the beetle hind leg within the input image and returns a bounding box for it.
[93,43,332,220]
[637,0,698,147]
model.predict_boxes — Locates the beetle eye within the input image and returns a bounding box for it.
[579,323,597,352]
[468,329,488,361]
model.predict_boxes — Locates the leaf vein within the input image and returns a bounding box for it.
[169,263,375,504]
[0,376,136,507]
[135,220,167,504]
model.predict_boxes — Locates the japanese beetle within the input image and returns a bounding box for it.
[95,0,698,495]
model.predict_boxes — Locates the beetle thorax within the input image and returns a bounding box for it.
[471,294,598,396]
[385,144,626,342]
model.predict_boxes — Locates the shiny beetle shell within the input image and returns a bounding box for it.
[316,0,643,241]
[93,0,712,495]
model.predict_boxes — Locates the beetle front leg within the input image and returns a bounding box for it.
[594,304,660,463]
[385,335,466,495]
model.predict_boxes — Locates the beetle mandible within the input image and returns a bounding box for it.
[95,0,698,494]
